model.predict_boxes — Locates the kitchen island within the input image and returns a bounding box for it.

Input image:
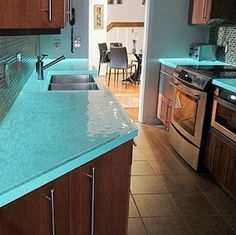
[0,59,137,234]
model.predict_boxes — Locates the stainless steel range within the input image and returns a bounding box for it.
[169,65,236,170]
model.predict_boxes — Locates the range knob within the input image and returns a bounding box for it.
[183,74,192,83]
[187,77,192,83]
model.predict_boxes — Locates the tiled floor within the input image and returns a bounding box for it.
[128,122,236,235]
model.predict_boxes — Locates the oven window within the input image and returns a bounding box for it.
[173,89,198,136]
[215,103,236,134]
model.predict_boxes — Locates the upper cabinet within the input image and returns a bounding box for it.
[188,0,236,25]
[189,0,212,24]
[0,0,66,29]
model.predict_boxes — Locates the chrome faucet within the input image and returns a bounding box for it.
[36,54,65,80]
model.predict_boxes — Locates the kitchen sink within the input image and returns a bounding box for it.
[50,74,95,83]
[48,83,99,91]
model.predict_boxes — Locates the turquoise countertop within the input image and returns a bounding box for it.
[159,58,236,93]
[159,58,227,68]
[0,59,137,207]
[212,79,236,93]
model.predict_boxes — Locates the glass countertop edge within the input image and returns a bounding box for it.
[158,58,228,69]
[0,130,137,208]
[212,79,236,93]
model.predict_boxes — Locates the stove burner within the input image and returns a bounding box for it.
[182,65,236,78]
[182,65,236,71]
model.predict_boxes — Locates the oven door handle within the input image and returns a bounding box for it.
[170,81,201,100]
[215,96,236,112]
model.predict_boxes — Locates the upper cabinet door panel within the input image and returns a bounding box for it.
[0,0,65,29]
[189,0,213,24]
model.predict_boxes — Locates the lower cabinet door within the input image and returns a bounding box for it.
[0,174,69,235]
[94,141,132,235]
[224,147,236,196]
[69,162,93,235]
[69,141,133,235]
[204,130,236,198]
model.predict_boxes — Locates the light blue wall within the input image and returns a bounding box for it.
[140,0,208,123]
[39,0,89,59]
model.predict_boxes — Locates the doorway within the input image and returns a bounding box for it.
[88,0,147,122]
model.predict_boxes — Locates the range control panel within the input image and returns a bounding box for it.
[173,67,211,91]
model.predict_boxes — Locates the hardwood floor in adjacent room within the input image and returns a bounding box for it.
[99,75,140,121]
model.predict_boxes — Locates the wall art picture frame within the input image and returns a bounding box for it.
[117,0,123,4]
[94,4,104,29]
[108,0,114,4]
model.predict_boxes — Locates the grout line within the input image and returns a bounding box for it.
[201,191,236,233]
[130,193,149,234]
[130,123,236,234]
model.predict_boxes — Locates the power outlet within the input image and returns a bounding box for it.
[16,53,21,62]
[53,39,61,49]
[74,37,81,48]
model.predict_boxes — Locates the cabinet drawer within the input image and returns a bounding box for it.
[160,64,175,75]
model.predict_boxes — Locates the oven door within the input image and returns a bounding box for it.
[171,82,207,147]
[211,96,236,142]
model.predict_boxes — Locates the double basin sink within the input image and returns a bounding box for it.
[48,74,99,91]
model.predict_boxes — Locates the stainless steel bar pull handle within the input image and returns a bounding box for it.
[48,0,52,22]
[85,168,96,235]
[46,189,56,235]
[91,167,96,235]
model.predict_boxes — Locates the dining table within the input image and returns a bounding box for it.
[129,53,142,84]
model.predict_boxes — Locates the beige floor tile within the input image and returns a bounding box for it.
[158,174,200,193]
[128,218,147,235]
[224,214,236,232]
[170,192,218,215]
[143,216,192,235]
[149,159,190,175]
[133,147,146,161]
[204,190,236,214]
[131,175,166,194]
[140,147,171,161]
[133,194,178,217]
[184,215,234,235]
[131,161,155,176]
[129,196,140,218]
[193,174,223,193]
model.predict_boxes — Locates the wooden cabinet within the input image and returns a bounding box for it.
[189,0,212,24]
[157,93,173,128]
[0,141,132,235]
[157,64,175,129]
[204,129,236,198]
[0,0,66,29]
[70,141,132,235]
[0,174,70,235]
[189,0,236,25]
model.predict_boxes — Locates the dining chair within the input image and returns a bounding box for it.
[110,42,123,48]
[108,47,136,87]
[98,43,110,75]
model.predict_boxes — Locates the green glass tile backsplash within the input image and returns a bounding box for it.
[0,36,38,123]
[210,26,236,65]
